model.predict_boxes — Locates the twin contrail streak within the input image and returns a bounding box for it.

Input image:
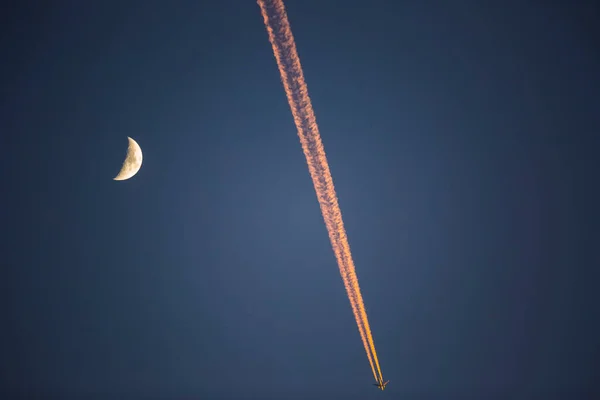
[258,0,384,383]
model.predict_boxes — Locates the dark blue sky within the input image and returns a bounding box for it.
[2,1,599,399]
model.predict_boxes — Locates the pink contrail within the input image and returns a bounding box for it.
[258,0,384,383]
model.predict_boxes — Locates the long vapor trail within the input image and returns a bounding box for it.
[258,0,384,383]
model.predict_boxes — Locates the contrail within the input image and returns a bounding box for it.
[258,0,384,383]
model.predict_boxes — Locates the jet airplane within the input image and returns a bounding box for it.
[373,378,389,391]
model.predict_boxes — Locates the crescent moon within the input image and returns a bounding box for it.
[113,137,143,181]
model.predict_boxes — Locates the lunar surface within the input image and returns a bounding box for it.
[113,137,143,181]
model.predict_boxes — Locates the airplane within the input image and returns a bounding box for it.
[373,378,389,391]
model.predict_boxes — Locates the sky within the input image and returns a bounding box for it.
[1,1,599,399]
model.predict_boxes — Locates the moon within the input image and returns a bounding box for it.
[113,137,143,181]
